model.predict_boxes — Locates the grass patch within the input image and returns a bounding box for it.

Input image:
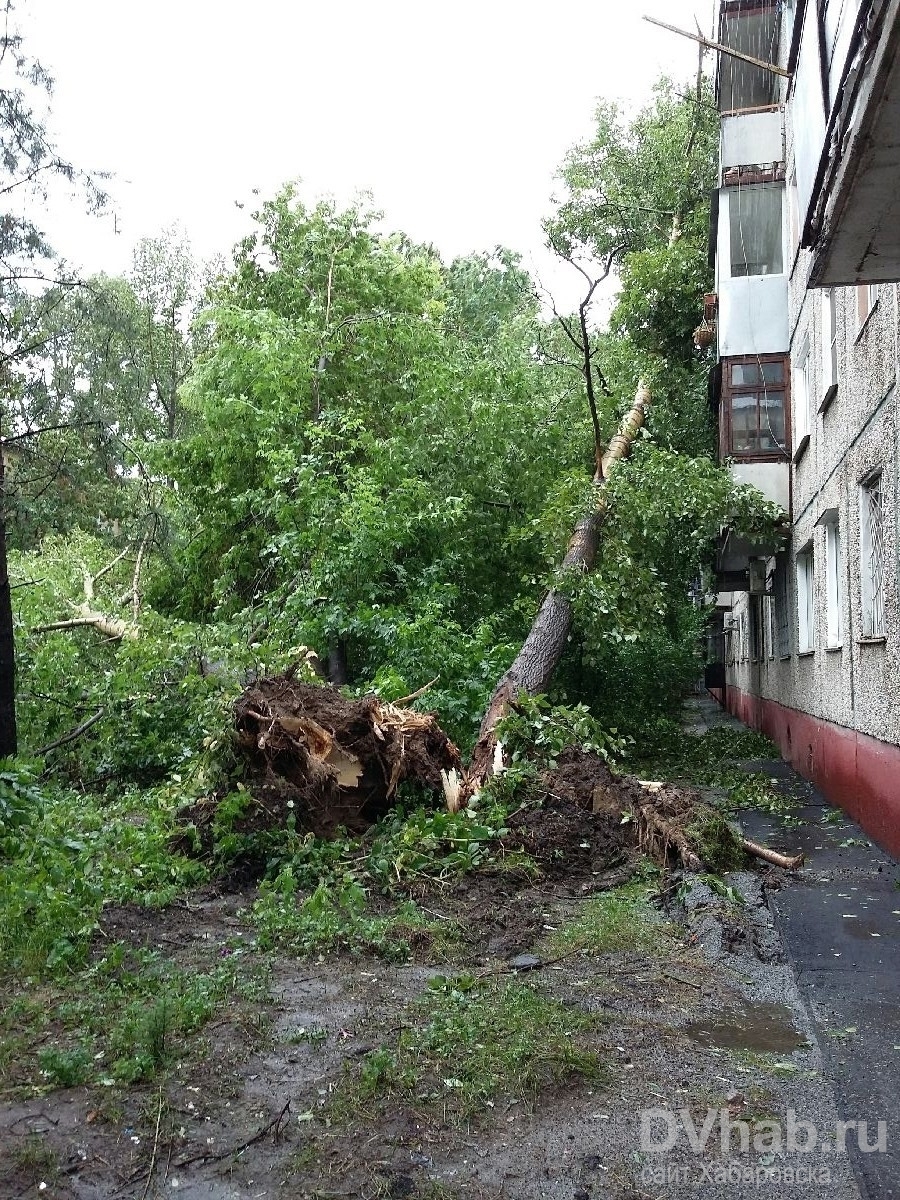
[334,973,604,1122]
[0,945,271,1095]
[541,883,670,958]
[252,876,463,962]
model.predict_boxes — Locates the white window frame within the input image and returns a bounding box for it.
[792,338,811,454]
[819,289,838,409]
[727,184,785,279]
[788,173,800,257]
[766,593,776,660]
[825,521,842,647]
[796,545,815,652]
[860,475,886,638]
[856,283,879,333]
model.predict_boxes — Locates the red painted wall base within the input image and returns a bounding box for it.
[715,685,900,861]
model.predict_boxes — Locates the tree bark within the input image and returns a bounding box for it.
[460,382,651,800]
[0,421,16,756]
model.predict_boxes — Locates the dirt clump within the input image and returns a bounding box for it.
[181,674,461,850]
[501,748,638,880]
[501,747,724,879]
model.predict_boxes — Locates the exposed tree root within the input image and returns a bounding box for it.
[211,674,462,841]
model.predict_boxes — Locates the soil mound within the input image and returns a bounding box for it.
[502,747,715,878]
[502,748,638,878]
[232,675,461,837]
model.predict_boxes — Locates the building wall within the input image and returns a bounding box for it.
[725,104,900,751]
[715,1,900,844]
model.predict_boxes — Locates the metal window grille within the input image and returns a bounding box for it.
[862,478,885,637]
[774,553,790,656]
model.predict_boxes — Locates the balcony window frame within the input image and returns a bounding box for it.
[727,182,786,279]
[717,0,783,115]
[720,353,791,462]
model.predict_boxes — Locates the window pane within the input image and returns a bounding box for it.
[730,185,784,277]
[719,8,781,111]
[861,478,885,637]
[731,362,762,386]
[732,392,759,452]
[762,361,785,384]
[758,389,785,451]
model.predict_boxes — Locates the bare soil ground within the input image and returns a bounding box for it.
[1,853,862,1200]
[0,723,864,1200]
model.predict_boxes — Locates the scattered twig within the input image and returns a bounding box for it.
[394,676,440,706]
[173,1099,291,1168]
[35,708,105,755]
[139,1088,164,1200]
[475,943,589,980]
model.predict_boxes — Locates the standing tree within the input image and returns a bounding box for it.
[0,0,105,754]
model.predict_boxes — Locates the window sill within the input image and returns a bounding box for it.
[818,383,837,413]
[793,434,810,463]
[797,649,815,657]
[857,636,886,645]
[779,654,792,661]
[825,644,843,653]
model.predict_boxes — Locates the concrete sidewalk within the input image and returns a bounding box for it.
[692,692,900,1199]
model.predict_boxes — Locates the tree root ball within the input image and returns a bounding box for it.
[228,676,462,838]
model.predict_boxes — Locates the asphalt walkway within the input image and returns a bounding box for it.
[688,693,900,1199]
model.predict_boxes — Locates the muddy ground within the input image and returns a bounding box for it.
[1,843,865,1200]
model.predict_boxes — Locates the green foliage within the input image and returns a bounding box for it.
[251,876,446,962]
[0,773,209,976]
[0,759,43,854]
[497,693,630,769]
[547,78,718,263]
[366,803,506,885]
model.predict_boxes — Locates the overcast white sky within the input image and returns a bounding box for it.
[24,0,714,304]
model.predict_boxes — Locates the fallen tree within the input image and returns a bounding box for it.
[455,380,652,805]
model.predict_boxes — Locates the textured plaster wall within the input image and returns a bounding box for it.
[723,68,900,751]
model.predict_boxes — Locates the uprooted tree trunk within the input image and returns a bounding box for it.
[453,381,652,807]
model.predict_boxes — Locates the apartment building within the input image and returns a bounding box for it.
[708,0,900,855]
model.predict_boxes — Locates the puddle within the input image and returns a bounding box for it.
[685,1002,806,1053]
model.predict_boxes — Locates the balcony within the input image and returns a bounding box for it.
[796,0,900,284]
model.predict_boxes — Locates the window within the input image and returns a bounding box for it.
[766,593,776,659]
[718,3,781,112]
[729,185,784,277]
[724,356,788,457]
[774,552,791,657]
[788,174,800,256]
[857,283,879,329]
[791,340,811,452]
[796,546,815,652]
[749,595,764,661]
[825,521,842,647]
[860,475,885,637]
[820,289,838,407]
